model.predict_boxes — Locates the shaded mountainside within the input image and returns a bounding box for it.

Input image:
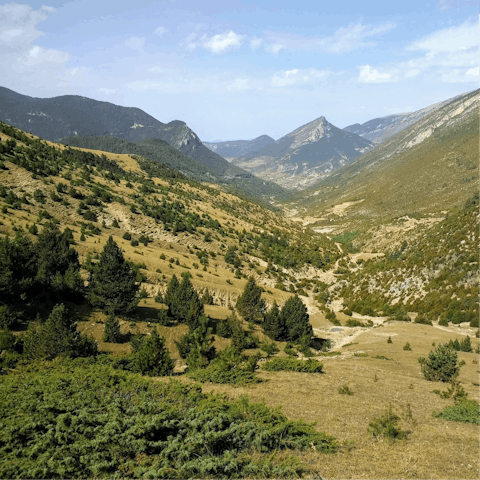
[291,88,479,224]
[343,90,472,145]
[204,135,275,158]
[0,87,288,201]
[231,117,372,190]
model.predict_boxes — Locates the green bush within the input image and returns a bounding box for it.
[263,357,323,373]
[103,314,121,343]
[338,384,353,395]
[403,342,412,351]
[122,232,132,240]
[418,344,460,382]
[260,341,279,356]
[0,359,338,479]
[187,347,260,386]
[368,405,408,441]
[434,399,479,424]
[414,315,433,326]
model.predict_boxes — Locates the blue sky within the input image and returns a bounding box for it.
[0,0,478,141]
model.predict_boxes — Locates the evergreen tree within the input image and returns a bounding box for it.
[236,277,265,324]
[23,304,97,360]
[230,313,247,351]
[134,328,174,376]
[185,293,204,331]
[169,274,201,324]
[186,315,216,369]
[36,223,80,291]
[0,231,38,306]
[103,314,121,343]
[88,236,139,314]
[280,295,312,342]
[263,301,285,340]
[164,274,180,312]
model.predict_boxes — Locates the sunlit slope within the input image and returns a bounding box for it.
[0,121,342,308]
[291,88,479,222]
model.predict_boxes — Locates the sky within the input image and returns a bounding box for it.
[0,0,478,141]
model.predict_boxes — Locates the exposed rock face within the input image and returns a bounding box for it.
[343,90,473,145]
[230,116,372,190]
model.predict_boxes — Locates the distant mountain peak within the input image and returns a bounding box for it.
[280,115,334,150]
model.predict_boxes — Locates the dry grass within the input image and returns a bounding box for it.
[167,321,480,479]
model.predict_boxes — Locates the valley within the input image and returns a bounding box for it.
[0,86,478,479]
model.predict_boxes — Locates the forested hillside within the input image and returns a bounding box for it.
[0,121,478,479]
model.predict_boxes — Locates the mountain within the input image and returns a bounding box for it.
[293,88,479,224]
[0,86,288,200]
[230,116,372,190]
[204,135,275,158]
[343,91,472,145]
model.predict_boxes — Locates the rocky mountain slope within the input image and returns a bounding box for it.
[289,88,479,226]
[343,90,472,145]
[204,135,275,158]
[0,87,287,200]
[230,117,372,190]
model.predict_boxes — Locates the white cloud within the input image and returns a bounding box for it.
[261,21,395,55]
[407,20,478,53]
[188,31,244,55]
[402,20,478,83]
[154,26,167,37]
[124,36,146,49]
[272,68,331,87]
[0,3,56,53]
[358,65,392,83]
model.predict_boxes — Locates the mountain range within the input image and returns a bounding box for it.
[0,86,287,200]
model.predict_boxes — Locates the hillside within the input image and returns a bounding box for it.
[343,90,472,145]
[231,117,372,190]
[59,135,288,201]
[0,87,288,201]
[288,88,479,230]
[0,121,478,479]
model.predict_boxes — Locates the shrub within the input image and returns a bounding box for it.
[122,232,132,240]
[434,399,479,424]
[216,318,233,338]
[418,344,460,382]
[325,308,340,326]
[263,357,323,373]
[187,347,260,386]
[103,314,121,343]
[283,342,297,357]
[415,315,432,326]
[403,342,412,351]
[0,361,338,478]
[134,328,174,376]
[260,341,279,356]
[338,384,353,395]
[387,336,392,343]
[346,318,369,327]
[368,405,408,441]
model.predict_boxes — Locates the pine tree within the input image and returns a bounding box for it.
[23,304,97,360]
[36,223,80,291]
[0,231,38,306]
[280,294,312,342]
[169,274,201,324]
[186,315,215,369]
[88,236,139,314]
[164,274,180,312]
[103,314,121,343]
[134,328,174,376]
[185,293,204,331]
[236,277,265,324]
[263,301,285,340]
